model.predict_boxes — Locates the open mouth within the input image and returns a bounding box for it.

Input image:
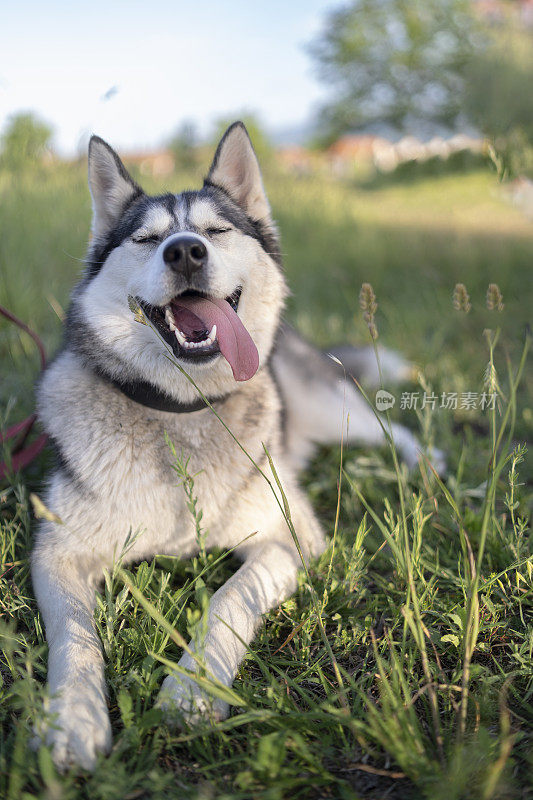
[138,287,259,382]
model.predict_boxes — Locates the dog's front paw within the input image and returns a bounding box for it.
[157,673,229,726]
[33,689,112,771]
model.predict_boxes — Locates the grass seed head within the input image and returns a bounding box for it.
[453,283,471,313]
[127,294,148,325]
[486,283,504,311]
[483,361,499,394]
[359,282,378,340]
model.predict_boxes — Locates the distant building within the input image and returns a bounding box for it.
[123,150,175,177]
[373,134,484,172]
[324,134,390,175]
[323,133,484,174]
[326,134,389,161]
[475,0,533,27]
[277,146,314,175]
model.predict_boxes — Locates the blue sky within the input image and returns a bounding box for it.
[0,0,335,155]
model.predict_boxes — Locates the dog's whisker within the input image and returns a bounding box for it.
[61,249,88,263]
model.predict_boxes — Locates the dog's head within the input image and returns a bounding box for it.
[70,122,287,402]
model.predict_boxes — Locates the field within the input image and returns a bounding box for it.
[0,158,532,799]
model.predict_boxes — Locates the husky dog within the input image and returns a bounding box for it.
[33,122,434,770]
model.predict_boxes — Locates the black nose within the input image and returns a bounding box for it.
[163,235,207,280]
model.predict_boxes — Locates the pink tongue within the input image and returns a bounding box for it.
[170,296,259,382]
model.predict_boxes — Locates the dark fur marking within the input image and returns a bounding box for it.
[202,120,281,264]
[84,183,281,281]
[85,193,177,279]
[90,135,143,195]
[266,325,288,443]
[200,182,282,266]
[64,301,137,383]
[207,122,244,178]
[242,393,266,429]
[47,434,88,494]
[85,126,281,280]
[268,363,287,444]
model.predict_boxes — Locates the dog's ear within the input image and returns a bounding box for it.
[205,122,271,222]
[88,136,142,238]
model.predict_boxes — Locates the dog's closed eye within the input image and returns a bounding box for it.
[205,227,232,237]
[131,234,161,245]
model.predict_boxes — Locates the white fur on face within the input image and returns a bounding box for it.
[130,204,175,241]
[78,196,287,400]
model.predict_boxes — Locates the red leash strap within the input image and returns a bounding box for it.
[0,304,46,371]
[0,303,48,480]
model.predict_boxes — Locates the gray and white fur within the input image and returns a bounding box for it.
[32,122,438,770]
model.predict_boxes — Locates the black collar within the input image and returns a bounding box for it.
[99,370,227,414]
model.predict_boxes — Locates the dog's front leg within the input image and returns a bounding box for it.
[32,542,111,770]
[158,539,300,722]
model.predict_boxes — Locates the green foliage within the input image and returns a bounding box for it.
[310,0,533,179]
[309,0,477,138]
[168,119,200,170]
[486,129,533,182]
[166,434,208,562]
[463,19,533,179]
[0,112,53,170]
[464,22,533,143]
[369,150,490,188]
[1,160,532,798]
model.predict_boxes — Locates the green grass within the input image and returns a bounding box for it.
[1,159,532,799]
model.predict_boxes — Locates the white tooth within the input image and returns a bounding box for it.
[175,329,186,346]
[208,324,217,341]
[205,337,212,346]
[165,307,176,330]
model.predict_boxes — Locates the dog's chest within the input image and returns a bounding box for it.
[82,400,272,549]
[39,354,279,556]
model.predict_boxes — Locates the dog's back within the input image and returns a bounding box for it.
[272,322,422,470]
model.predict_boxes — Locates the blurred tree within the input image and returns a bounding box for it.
[309,0,478,142]
[463,18,533,177]
[168,119,199,169]
[466,29,533,140]
[1,112,53,169]
[211,114,273,163]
